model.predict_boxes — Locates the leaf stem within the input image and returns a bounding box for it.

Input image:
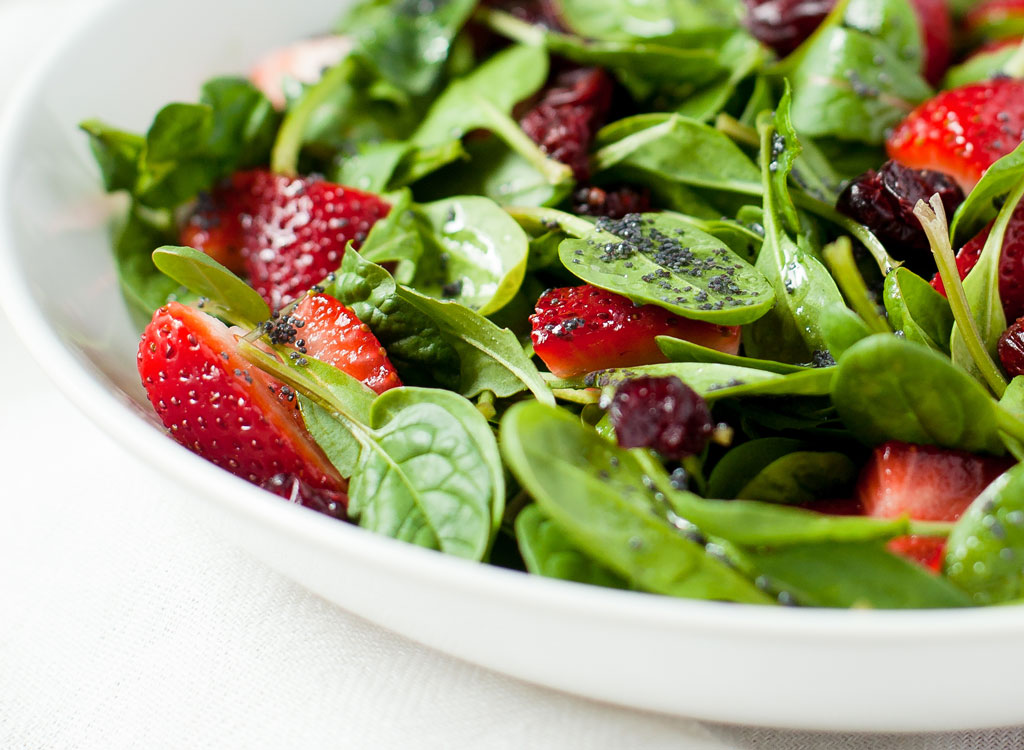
[792,193,898,274]
[474,96,575,188]
[504,205,596,238]
[714,114,759,148]
[996,406,1024,447]
[473,7,545,47]
[907,520,955,538]
[914,195,1008,398]
[822,237,891,335]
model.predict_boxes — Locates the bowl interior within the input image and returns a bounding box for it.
[5,0,1024,733]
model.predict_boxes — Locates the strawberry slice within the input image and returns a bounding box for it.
[856,441,1012,570]
[887,78,1024,192]
[286,293,402,395]
[530,285,741,379]
[930,199,1024,322]
[182,169,390,310]
[138,302,344,500]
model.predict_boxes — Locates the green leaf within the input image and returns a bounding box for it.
[410,196,529,315]
[943,44,1019,89]
[831,334,1006,454]
[500,402,772,604]
[744,91,846,363]
[151,246,270,326]
[79,121,143,192]
[950,141,1024,241]
[555,0,741,41]
[945,463,1024,604]
[515,505,628,588]
[657,335,808,374]
[397,286,555,404]
[734,451,858,504]
[742,542,972,608]
[883,267,954,353]
[112,203,183,326]
[558,213,774,325]
[820,303,872,360]
[707,438,814,498]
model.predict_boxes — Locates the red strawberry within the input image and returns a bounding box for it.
[887,78,1024,192]
[138,302,344,500]
[930,199,1024,322]
[184,169,390,310]
[910,0,952,86]
[520,67,613,181]
[856,441,1012,569]
[285,293,402,395]
[180,190,247,274]
[530,285,741,379]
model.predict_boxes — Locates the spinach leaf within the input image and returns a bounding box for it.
[734,451,858,504]
[112,204,183,327]
[819,304,872,360]
[587,362,834,401]
[500,402,772,604]
[743,90,846,363]
[555,0,741,41]
[323,248,460,389]
[1000,377,1024,460]
[515,505,628,588]
[151,246,270,327]
[332,140,465,194]
[558,213,774,325]
[784,0,931,144]
[657,335,808,374]
[79,121,143,192]
[397,286,555,404]
[412,45,572,188]
[339,0,477,95]
[831,334,1006,454]
[950,141,1024,240]
[591,114,762,196]
[742,542,972,608]
[945,463,1024,604]
[944,44,1019,89]
[883,267,954,353]
[707,438,812,498]
[675,33,770,122]
[409,196,529,315]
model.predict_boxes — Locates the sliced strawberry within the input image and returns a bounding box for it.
[138,302,344,501]
[930,199,1024,322]
[250,35,351,109]
[188,170,390,310]
[286,293,402,395]
[856,441,1012,568]
[887,78,1024,192]
[910,0,952,86]
[530,285,741,379]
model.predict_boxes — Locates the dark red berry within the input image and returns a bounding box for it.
[608,376,713,460]
[999,317,1024,376]
[572,185,652,219]
[520,67,613,181]
[836,160,964,273]
[482,0,566,29]
[261,473,348,521]
[742,0,836,56]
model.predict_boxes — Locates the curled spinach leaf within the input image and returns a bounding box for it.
[883,267,954,353]
[515,505,628,589]
[733,451,858,504]
[151,246,270,327]
[657,335,808,374]
[587,362,834,401]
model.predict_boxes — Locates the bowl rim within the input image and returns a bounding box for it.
[3,0,1024,641]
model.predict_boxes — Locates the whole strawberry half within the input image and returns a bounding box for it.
[138,302,344,500]
[530,285,741,379]
[887,78,1024,192]
[856,441,1013,570]
[182,169,390,310]
[931,199,1024,322]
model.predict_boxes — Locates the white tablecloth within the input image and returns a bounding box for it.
[4,1,1024,747]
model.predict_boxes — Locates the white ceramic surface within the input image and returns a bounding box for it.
[2,0,1024,733]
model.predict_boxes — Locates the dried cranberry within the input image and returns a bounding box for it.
[742,0,836,57]
[572,184,652,219]
[608,376,713,460]
[261,473,348,521]
[482,0,566,29]
[836,160,965,273]
[999,318,1024,376]
[520,67,613,181]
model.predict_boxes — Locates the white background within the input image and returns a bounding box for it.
[2,0,1024,747]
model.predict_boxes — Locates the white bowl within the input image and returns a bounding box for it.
[3,0,1023,733]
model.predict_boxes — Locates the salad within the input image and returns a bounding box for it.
[80,0,1024,609]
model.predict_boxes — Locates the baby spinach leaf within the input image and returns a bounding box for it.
[945,463,1024,604]
[409,196,529,315]
[151,246,270,327]
[340,0,477,96]
[883,267,954,353]
[397,286,555,404]
[322,248,460,389]
[556,0,741,41]
[412,45,572,188]
[587,362,834,401]
[734,451,858,504]
[944,44,1019,89]
[819,304,872,360]
[334,141,414,193]
[742,542,972,608]
[707,438,813,499]
[500,402,772,604]
[79,121,143,192]
[356,190,424,282]
[515,505,629,589]
[950,141,1024,241]
[744,91,846,363]
[558,213,774,325]
[591,114,762,196]
[831,334,1006,454]
[112,203,183,326]
[657,335,808,374]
